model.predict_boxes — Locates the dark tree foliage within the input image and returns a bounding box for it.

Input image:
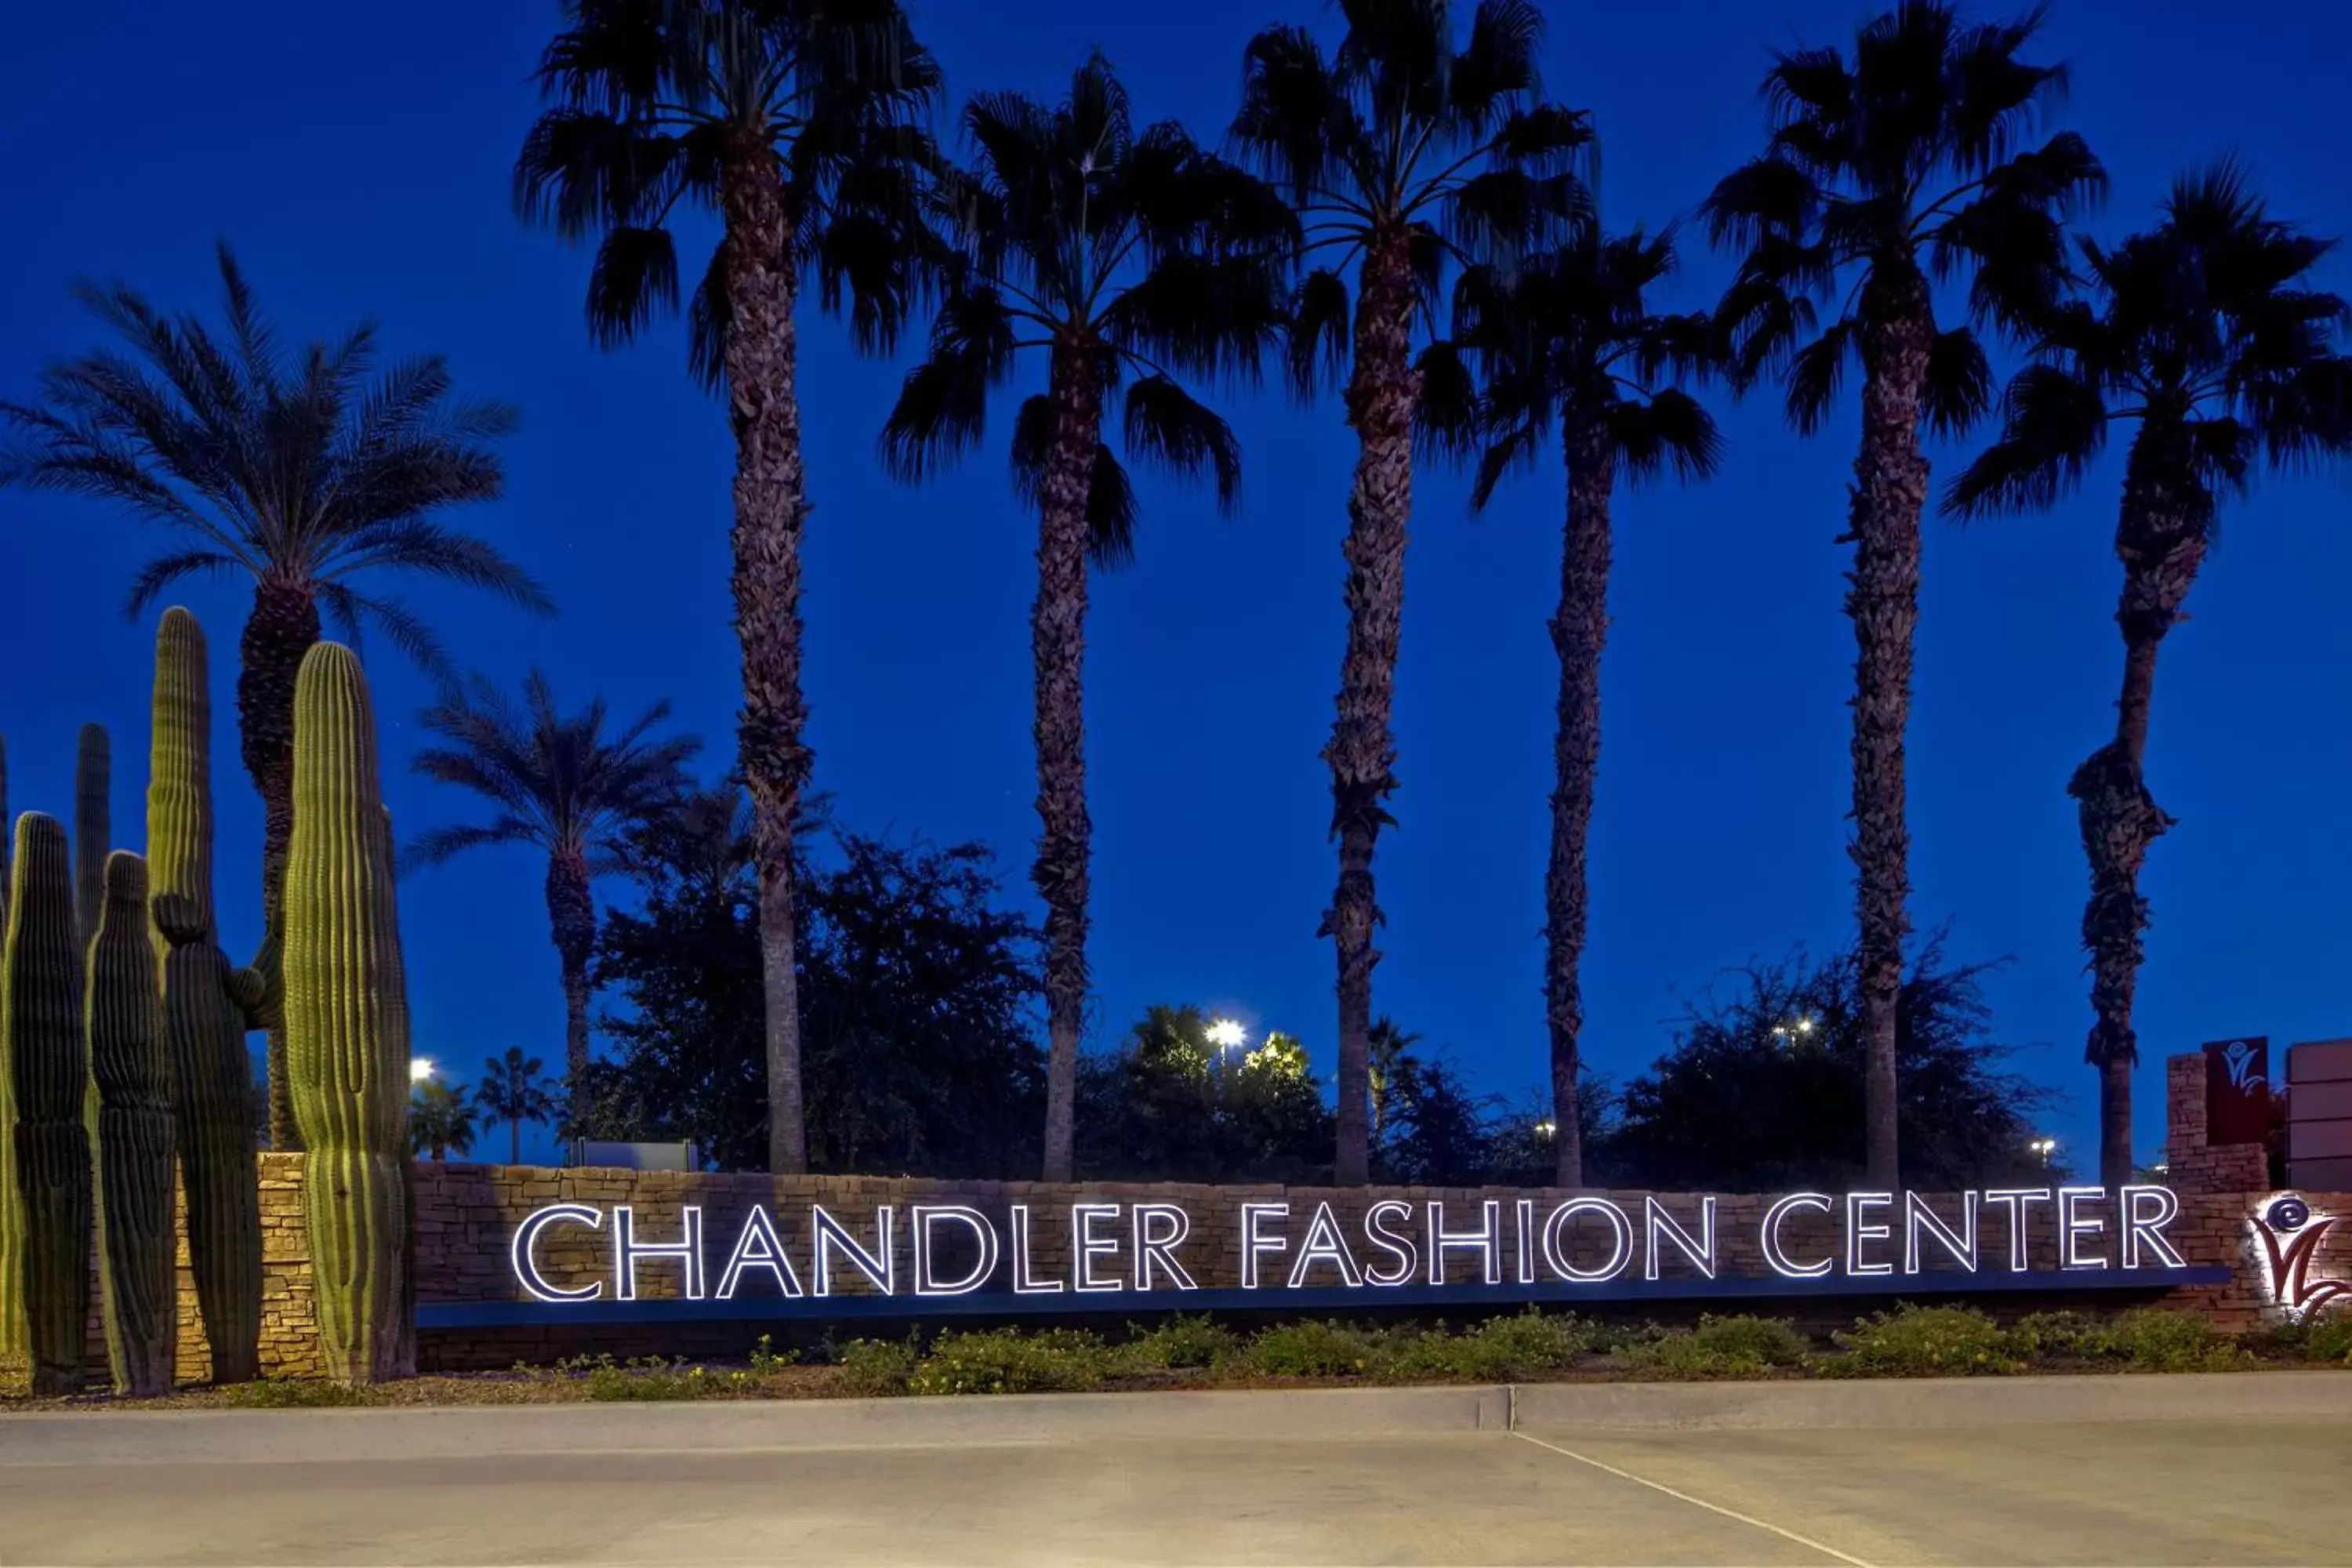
[581,792,1044,1174]
[1076,1007,1332,1183]
[1605,938,2056,1192]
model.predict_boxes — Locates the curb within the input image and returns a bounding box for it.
[2,1371,2342,1465]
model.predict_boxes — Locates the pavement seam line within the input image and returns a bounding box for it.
[1510,1431,1876,1568]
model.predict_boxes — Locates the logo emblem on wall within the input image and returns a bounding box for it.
[2251,1195,2349,1318]
[2222,1040,2267,1092]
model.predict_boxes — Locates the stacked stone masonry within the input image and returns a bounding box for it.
[130,1152,2352,1380]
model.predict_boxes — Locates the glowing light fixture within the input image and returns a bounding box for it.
[409,1057,436,1083]
[1206,1018,1247,1051]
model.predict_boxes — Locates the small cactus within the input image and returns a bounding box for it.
[286,643,413,1382]
[88,851,176,1396]
[5,814,93,1394]
[148,608,266,1384]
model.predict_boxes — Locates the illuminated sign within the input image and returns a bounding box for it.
[486,1185,2210,1316]
[2249,1194,2350,1319]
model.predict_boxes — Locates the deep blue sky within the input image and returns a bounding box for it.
[4,2,2347,1171]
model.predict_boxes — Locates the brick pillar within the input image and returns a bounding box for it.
[2165,1051,2268,1194]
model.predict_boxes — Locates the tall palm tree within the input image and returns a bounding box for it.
[1230,0,1589,1183]
[1700,1,2100,1185]
[1947,165,2352,1184]
[516,0,938,1174]
[475,1047,561,1166]
[1445,224,1722,1186]
[879,53,1293,1181]
[409,1080,480,1162]
[406,671,699,1127]
[0,245,554,1148]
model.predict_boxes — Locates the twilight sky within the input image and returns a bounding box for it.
[3,0,2347,1170]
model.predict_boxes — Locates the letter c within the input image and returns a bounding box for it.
[513,1203,605,1301]
[1759,1192,1834,1279]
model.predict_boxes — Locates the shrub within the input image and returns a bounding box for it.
[2304,1312,2352,1365]
[909,1329,1111,1396]
[566,1355,736,1401]
[1830,1305,2019,1377]
[1620,1315,1809,1379]
[2103,1309,2249,1372]
[833,1336,919,1397]
[1244,1320,1377,1378]
[747,1335,798,1376]
[222,1378,383,1408]
[1429,1311,1592,1379]
[1123,1315,1240,1371]
[2009,1310,2116,1360]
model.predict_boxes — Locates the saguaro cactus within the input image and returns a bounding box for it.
[286,642,413,1382]
[88,851,176,1396]
[74,726,110,941]
[0,739,20,1368]
[148,608,268,1384]
[5,814,93,1394]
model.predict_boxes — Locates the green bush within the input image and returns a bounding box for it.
[909,1329,1111,1396]
[1830,1305,2019,1377]
[2304,1312,2352,1364]
[1244,1319,1377,1378]
[1620,1315,1809,1379]
[2100,1309,2249,1372]
[832,1336,919,1397]
[747,1334,799,1376]
[1427,1310,1592,1378]
[1123,1315,1240,1371]
[561,1354,735,1401]
[221,1378,383,1408]
[2009,1310,2115,1359]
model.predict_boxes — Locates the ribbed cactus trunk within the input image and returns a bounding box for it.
[148,608,266,1384]
[88,852,176,1396]
[5,814,93,1395]
[0,739,20,1369]
[287,644,414,1382]
[74,727,111,942]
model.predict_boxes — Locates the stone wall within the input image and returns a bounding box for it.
[154,1156,2352,1377]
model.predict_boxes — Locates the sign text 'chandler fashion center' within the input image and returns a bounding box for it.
[495,1185,2209,1316]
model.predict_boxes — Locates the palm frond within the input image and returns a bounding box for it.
[1120,375,1241,515]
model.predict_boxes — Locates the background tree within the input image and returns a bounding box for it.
[1606,935,2056,1192]
[408,1080,479,1162]
[406,671,699,1128]
[1075,1005,1332,1182]
[1701,1,2100,1184]
[517,0,939,1175]
[585,792,1046,1175]
[1446,223,1721,1185]
[1230,0,1588,1182]
[1366,1015,1417,1144]
[880,53,1291,1180]
[475,1047,560,1165]
[0,245,551,1146]
[1947,165,2352,1182]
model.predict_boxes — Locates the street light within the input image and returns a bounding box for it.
[2030,1135,2057,1167]
[1534,1120,1558,1138]
[1206,1018,1247,1051]
[409,1057,435,1084]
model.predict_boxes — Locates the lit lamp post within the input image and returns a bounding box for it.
[2031,1135,2057,1168]
[409,1057,436,1085]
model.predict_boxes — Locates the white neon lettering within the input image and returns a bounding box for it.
[1515,1199,1537,1285]
[2059,1186,2110,1269]
[714,1205,804,1299]
[1758,1193,1833,1279]
[2120,1185,2186,1269]
[1009,1203,1063,1294]
[811,1204,894,1296]
[1072,1203,1123,1292]
[1131,1203,1198,1290]
[910,1205,998,1297]
[1361,1200,1418,1287]
[612,1205,704,1301]
[1904,1191,1980,1274]
[1240,1203,1290,1289]
[1287,1201,1364,1289]
[1845,1192,1894,1277]
[1427,1200,1502,1286]
[1983,1188,2053,1272]
[1541,1198,1632,1283]
[1643,1196,1718,1281]
[511,1203,604,1301]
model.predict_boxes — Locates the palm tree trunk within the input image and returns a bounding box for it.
[543,851,597,1137]
[1847,272,1932,1189]
[238,575,320,1152]
[1547,414,1615,1189]
[2074,431,2201,1186]
[718,146,814,1176]
[1036,343,1105,1182]
[510,1115,521,1168]
[1325,227,1420,1188]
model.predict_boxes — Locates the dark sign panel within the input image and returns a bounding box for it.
[2204,1036,2272,1147]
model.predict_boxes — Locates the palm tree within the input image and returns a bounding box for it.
[1367,1015,1418,1145]
[410,1080,480,1162]
[1947,165,2352,1184]
[476,1047,561,1166]
[515,0,938,1175]
[1229,0,1589,1183]
[879,53,1293,1181]
[406,671,699,1127]
[1445,224,1722,1186]
[1700,1,2100,1185]
[0,245,554,1149]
